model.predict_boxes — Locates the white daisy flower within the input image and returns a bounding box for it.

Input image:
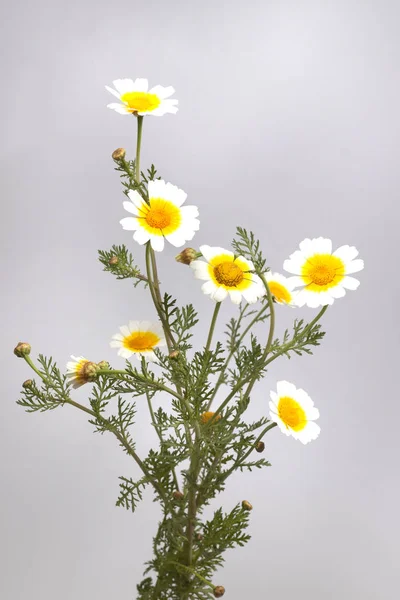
[264,272,297,306]
[269,380,320,444]
[190,245,264,304]
[66,356,98,389]
[106,78,178,116]
[110,321,166,361]
[120,179,200,252]
[283,237,364,308]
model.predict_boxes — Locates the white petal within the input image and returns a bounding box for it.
[333,245,359,262]
[128,321,140,332]
[105,85,122,100]
[112,78,135,94]
[286,275,305,288]
[123,201,140,216]
[228,290,243,304]
[120,217,139,231]
[127,189,146,209]
[202,280,218,294]
[107,103,131,114]
[341,276,360,290]
[277,380,296,396]
[165,231,188,248]
[295,422,321,444]
[132,78,149,92]
[150,235,165,252]
[148,85,175,99]
[212,287,228,302]
[200,245,233,263]
[133,229,151,245]
[110,340,123,348]
[191,261,210,281]
[345,259,364,274]
[313,237,332,255]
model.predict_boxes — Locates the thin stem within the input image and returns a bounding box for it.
[135,116,144,183]
[23,355,169,506]
[206,302,270,410]
[205,302,221,353]
[98,369,183,401]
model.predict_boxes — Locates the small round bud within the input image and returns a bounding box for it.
[96,361,109,371]
[109,256,119,266]
[169,350,180,360]
[195,532,203,542]
[175,248,199,265]
[201,411,221,425]
[213,586,225,598]
[22,379,33,389]
[14,342,31,358]
[172,491,184,501]
[255,441,265,453]
[81,361,98,382]
[112,147,126,161]
[242,500,253,511]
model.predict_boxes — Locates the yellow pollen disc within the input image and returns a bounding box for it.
[213,262,244,287]
[201,411,221,424]
[139,198,182,236]
[123,331,160,352]
[277,396,307,431]
[269,281,292,304]
[301,254,345,291]
[120,91,161,113]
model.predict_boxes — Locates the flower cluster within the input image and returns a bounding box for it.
[63,77,367,445]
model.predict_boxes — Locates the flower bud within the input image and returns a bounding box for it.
[14,342,31,358]
[213,586,225,598]
[175,248,199,265]
[201,411,221,425]
[169,350,180,360]
[112,147,126,161]
[96,361,109,371]
[255,441,265,453]
[242,500,253,511]
[109,256,119,266]
[172,490,184,501]
[22,379,33,389]
[195,532,203,542]
[80,361,98,382]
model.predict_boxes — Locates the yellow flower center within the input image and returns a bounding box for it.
[139,198,182,236]
[269,281,292,304]
[201,411,221,424]
[120,91,161,113]
[301,254,345,290]
[123,331,160,352]
[277,396,307,431]
[214,262,244,287]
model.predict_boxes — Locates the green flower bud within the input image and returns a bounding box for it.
[14,342,31,358]
[22,379,33,389]
[175,248,200,265]
[255,441,265,453]
[241,500,253,511]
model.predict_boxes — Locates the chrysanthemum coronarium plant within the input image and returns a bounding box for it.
[15,77,364,599]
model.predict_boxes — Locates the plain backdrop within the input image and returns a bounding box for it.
[1,1,399,598]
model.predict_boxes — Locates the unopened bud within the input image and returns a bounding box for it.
[81,361,98,382]
[175,248,199,265]
[112,147,126,161]
[109,256,119,266]
[201,411,221,425]
[172,491,184,501]
[196,532,203,542]
[169,350,180,360]
[96,361,109,371]
[255,441,265,453]
[213,586,225,598]
[22,379,33,389]
[242,500,253,511]
[14,342,31,358]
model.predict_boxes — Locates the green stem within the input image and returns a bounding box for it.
[205,302,221,353]
[206,302,270,410]
[98,369,183,401]
[23,355,168,506]
[135,115,144,183]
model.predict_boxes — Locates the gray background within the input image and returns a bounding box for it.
[1,0,399,598]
